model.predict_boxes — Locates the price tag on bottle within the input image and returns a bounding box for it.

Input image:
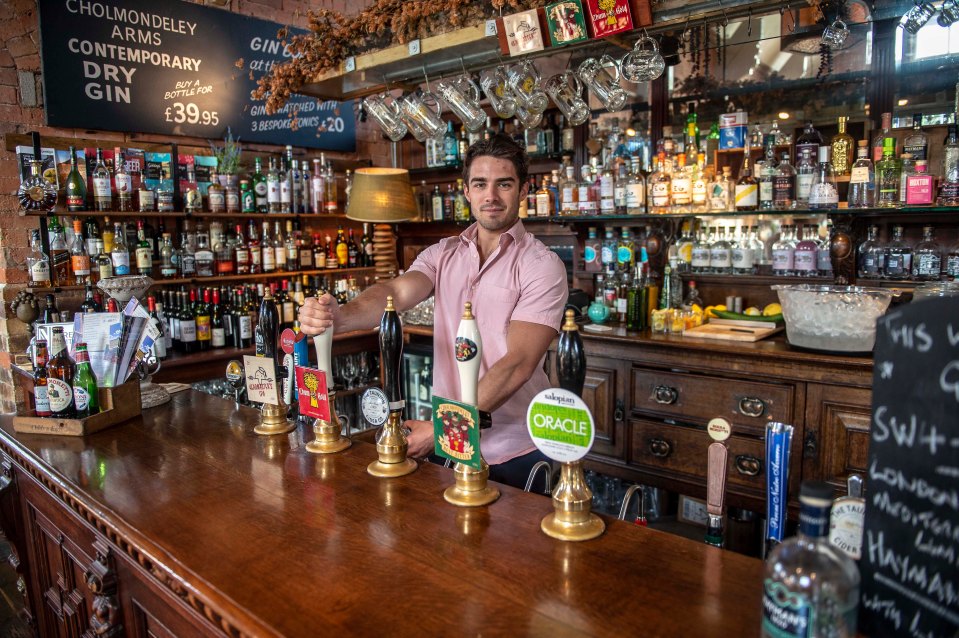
[526,388,594,462]
[243,355,279,405]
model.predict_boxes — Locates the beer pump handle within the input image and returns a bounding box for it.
[313,328,334,393]
[379,296,403,406]
[557,310,586,398]
[455,302,481,406]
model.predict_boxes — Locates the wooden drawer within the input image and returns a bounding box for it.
[631,368,795,435]
[628,418,768,497]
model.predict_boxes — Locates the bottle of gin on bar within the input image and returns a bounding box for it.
[902,113,928,160]
[115,152,132,211]
[65,146,86,211]
[830,116,855,175]
[848,140,875,208]
[774,152,796,209]
[183,165,201,213]
[884,224,912,280]
[278,155,291,214]
[252,157,268,213]
[938,124,959,205]
[807,146,839,210]
[912,226,942,280]
[92,148,112,212]
[759,135,777,210]
[857,225,883,279]
[795,121,823,161]
[875,138,901,208]
[311,158,325,215]
[795,147,815,208]
[207,166,225,212]
[762,481,859,638]
[871,112,895,162]
[734,145,758,211]
[267,157,281,213]
[323,155,338,213]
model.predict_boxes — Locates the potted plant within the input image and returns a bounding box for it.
[210,128,242,187]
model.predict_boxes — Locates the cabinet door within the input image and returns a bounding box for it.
[804,384,872,495]
[581,356,627,461]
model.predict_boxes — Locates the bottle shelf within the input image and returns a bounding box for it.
[23,210,355,221]
[517,205,959,223]
[26,266,376,294]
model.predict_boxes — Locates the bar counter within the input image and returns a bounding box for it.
[0,389,763,637]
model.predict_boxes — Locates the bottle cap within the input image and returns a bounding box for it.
[799,480,834,504]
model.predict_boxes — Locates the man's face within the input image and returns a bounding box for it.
[464,156,526,232]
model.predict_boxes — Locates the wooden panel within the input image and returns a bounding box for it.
[581,358,626,461]
[804,384,873,494]
[631,367,795,436]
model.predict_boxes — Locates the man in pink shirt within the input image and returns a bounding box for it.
[299,134,567,489]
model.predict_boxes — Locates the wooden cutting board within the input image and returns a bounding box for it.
[683,318,783,342]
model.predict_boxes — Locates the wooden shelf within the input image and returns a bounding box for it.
[24,210,355,221]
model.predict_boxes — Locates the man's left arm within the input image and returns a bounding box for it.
[476,320,558,413]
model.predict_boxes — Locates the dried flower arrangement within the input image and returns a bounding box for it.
[245,0,550,115]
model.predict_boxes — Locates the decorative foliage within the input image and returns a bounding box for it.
[209,127,242,174]
[247,0,550,115]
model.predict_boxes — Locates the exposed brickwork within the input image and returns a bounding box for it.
[0,0,383,412]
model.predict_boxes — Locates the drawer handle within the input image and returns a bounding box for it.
[739,397,766,418]
[654,385,678,405]
[735,455,762,476]
[648,438,672,458]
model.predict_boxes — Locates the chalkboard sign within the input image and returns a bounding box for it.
[37,0,354,151]
[860,296,959,637]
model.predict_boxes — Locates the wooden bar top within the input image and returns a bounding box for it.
[0,390,763,637]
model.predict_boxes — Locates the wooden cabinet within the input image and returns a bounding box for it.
[580,356,628,462]
[803,384,873,496]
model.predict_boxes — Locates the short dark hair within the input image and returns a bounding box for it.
[463,133,529,185]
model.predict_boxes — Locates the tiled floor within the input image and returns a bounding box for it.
[0,534,33,638]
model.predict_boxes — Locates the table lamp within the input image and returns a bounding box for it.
[346,167,418,280]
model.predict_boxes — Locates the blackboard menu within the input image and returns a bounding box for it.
[37,0,354,151]
[860,296,959,637]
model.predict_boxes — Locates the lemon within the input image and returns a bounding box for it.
[744,307,761,316]
[763,303,782,317]
[705,304,725,319]
[691,304,703,315]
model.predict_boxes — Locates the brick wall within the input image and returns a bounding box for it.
[0,0,386,413]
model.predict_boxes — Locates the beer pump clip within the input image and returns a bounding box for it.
[436,302,500,507]
[304,326,351,454]
[705,417,731,548]
[367,297,417,478]
[249,292,295,436]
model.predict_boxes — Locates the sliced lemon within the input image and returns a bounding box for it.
[744,307,761,316]
[691,304,704,315]
[763,303,782,317]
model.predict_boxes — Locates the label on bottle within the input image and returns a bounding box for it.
[709,247,732,269]
[710,183,729,211]
[535,192,550,217]
[772,249,794,271]
[280,180,292,204]
[242,190,256,213]
[115,173,132,195]
[112,251,130,276]
[601,245,614,265]
[651,182,670,207]
[916,253,941,277]
[773,176,795,204]
[47,378,73,412]
[282,301,294,324]
[561,187,575,211]
[209,190,226,212]
[135,246,152,270]
[616,298,627,313]
[732,247,754,270]
[30,260,51,283]
[577,186,591,211]
[691,247,711,269]
[808,183,838,206]
[212,327,226,347]
[614,185,626,207]
[759,179,773,203]
[734,183,758,208]
[946,254,959,277]
[691,179,707,204]
[180,253,196,277]
[180,319,197,342]
[262,247,275,271]
[336,242,348,265]
[235,248,250,268]
[817,248,833,273]
[626,183,645,209]
[796,173,813,200]
[71,254,91,276]
[197,316,211,341]
[300,250,312,268]
[239,315,253,339]
[93,176,111,198]
[73,386,91,411]
[903,143,928,161]
[267,178,280,203]
[906,175,935,205]
[850,166,870,184]
[160,263,177,278]
[762,580,812,638]
[617,246,633,266]
[34,386,50,415]
[794,250,816,272]
[67,194,85,209]
[275,246,288,268]
[584,245,597,267]
[671,177,691,205]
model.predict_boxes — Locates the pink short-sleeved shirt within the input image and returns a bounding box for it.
[407,220,568,465]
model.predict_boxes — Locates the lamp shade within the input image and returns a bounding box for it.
[345,167,418,223]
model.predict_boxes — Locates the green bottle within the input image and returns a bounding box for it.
[876,137,901,209]
[252,157,268,213]
[66,146,87,211]
[72,343,99,418]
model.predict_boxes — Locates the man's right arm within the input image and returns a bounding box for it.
[298,270,434,336]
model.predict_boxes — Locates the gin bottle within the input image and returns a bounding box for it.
[912,226,942,280]
[884,224,913,280]
[732,225,756,275]
[857,225,884,279]
[937,124,959,205]
[759,134,778,210]
[847,140,874,208]
[691,226,712,274]
[875,138,901,208]
[795,148,815,208]
[762,481,860,638]
[772,225,795,276]
[902,113,928,161]
[709,227,733,275]
[793,224,819,278]
[808,146,839,210]
[774,152,796,210]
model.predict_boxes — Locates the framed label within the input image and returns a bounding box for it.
[295,366,330,420]
[526,388,594,462]
[501,9,546,55]
[432,396,482,470]
[583,0,634,39]
[545,1,589,47]
[243,355,279,405]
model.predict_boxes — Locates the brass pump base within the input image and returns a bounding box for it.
[253,403,296,436]
[541,460,605,542]
[305,419,351,454]
[367,413,416,478]
[444,461,500,507]
[367,457,417,478]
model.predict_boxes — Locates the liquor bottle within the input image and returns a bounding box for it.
[70,220,91,286]
[794,225,819,277]
[795,121,823,162]
[690,154,708,213]
[110,222,130,276]
[626,158,647,215]
[735,145,758,211]
[309,158,324,215]
[691,226,711,274]
[313,234,327,269]
[709,227,733,275]
[937,124,959,205]
[193,226,214,277]
[583,227,601,273]
[228,224,248,275]
[251,158,267,213]
[238,179,254,214]
[208,166,226,212]
[431,185,444,221]
[454,178,470,222]
[257,221,273,273]
[905,160,936,206]
[83,217,100,258]
[70,342,100,418]
[298,228,313,270]
[626,263,648,330]
[443,121,459,166]
[210,289,228,349]
[323,157,338,214]
[146,296,167,360]
[183,164,201,213]
[773,151,796,210]
[902,113,928,161]
[195,289,212,351]
[138,180,156,212]
[732,225,756,275]
[617,228,634,273]
[47,219,70,288]
[214,231,235,276]
[134,220,152,276]
[92,148,112,212]
[93,240,111,281]
[762,481,859,638]
[325,234,336,270]
[284,221,298,272]
[875,138,901,208]
[79,285,101,313]
[345,228,359,268]
[772,225,796,276]
[178,291,198,354]
[848,140,875,208]
[358,223,373,268]
[46,327,75,418]
[795,147,815,208]
[817,220,834,278]
[884,224,913,280]
[898,153,915,206]
[32,340,51,416]
[759,135,778,210]
[808,146,839,210]
[600,229,617,272]
[153,233,173,280]
[276,155,290,214]
[289,147,302,214]
[576,165,597,215]
[273,221,288,272]
[334,226,348,268]
[857,225,884,279]
[831,116,855,175]
[649,155,671,213]
[912,226,942,280]
[114,152,132,211]
[709,167,732,212]
[670,154,691,214]
[66,146,86,211]
[266,157,281,213]
[945,235,959,280]
[871,112,895,162]
[534,176,552,217]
